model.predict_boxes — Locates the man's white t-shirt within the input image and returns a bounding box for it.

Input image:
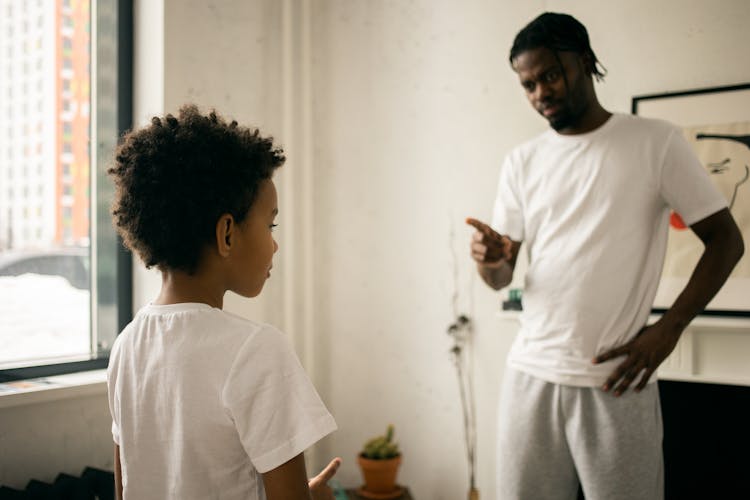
[492,113,727,387]
[107,302,337,500]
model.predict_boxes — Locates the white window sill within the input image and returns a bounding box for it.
[0,369,107,409]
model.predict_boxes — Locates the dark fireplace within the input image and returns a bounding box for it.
[574,380,750,500]
[659,380,750,499]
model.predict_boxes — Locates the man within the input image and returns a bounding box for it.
[467,12,744,500]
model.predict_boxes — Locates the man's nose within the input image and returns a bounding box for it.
[533,81,553,102]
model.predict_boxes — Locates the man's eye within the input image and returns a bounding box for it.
[270,224,278,231]
[544,71,560,83]
[523,82,535,92]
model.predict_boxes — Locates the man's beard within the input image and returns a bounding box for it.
[547,97,587,132]
[548,110,574,131]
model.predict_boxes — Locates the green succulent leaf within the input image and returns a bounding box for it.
[361,425,400,459]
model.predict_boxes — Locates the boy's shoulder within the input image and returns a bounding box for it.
[221,309,285,340]
[119,302,285,345]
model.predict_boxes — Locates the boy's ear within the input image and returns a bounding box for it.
[215,214,235,257]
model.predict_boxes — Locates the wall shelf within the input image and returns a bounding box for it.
[495,311,750,387]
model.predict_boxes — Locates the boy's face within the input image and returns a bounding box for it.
[230,179,279,298]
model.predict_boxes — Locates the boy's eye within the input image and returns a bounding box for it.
[270,223,278,232]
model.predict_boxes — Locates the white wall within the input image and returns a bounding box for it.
[5,0,748,496]
[0,392,113,489]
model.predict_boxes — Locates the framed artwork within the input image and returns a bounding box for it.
[632,83,750,317]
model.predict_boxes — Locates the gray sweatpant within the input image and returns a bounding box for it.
[496,367,664,500]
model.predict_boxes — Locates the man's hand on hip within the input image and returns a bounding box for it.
[593,320,681,396]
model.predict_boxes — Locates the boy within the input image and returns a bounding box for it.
[107,105,340,499]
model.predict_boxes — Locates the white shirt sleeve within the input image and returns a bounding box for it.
[107,335,122,446]
[492,154,525,241]
[659,127,728,226]
[221,325,337,474]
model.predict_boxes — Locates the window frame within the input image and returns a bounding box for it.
[0,0,132,383]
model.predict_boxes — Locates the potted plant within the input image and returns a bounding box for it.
[357,424,402,497]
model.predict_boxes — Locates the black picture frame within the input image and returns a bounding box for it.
[632,83,750,318]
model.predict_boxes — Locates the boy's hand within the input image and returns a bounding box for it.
[309,458,342,500]
[466,217,512,268]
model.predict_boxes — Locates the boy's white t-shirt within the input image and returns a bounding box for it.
[107,302,337,500]
[492,113,727,387]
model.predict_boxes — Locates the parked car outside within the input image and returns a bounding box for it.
[0,247,89,290]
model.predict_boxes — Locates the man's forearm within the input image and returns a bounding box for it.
[477,261,514,290]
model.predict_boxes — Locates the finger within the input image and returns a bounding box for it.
[311,457,341,484]
[466,218,503,241]
[500,236,513,260]
[471,250,487,263]
[470,241,487,255]
[471,245,509,267]
[593,343,630,364]
[634,366,655,392]
[613,366,642,396]
[473,231,509,252]
[601,358,632,392]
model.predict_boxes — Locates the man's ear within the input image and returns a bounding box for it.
[215,214,235,257]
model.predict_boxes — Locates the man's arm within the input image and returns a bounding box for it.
[595,208,744,395]
[656,208,744,334]
[466,217,522,290]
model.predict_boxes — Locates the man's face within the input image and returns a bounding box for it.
[512,47,591,133]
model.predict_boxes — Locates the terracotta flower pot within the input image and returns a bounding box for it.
[358,454,402,494]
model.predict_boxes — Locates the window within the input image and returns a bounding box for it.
[0,0,132,381]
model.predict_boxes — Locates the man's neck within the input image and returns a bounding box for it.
[558,102,611,136]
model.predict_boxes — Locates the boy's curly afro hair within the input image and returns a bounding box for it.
[109,105,285,274]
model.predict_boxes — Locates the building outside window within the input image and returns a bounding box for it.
[0,0,130,379]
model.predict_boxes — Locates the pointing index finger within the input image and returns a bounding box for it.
[466,217,510,247]
[466,217,503,240]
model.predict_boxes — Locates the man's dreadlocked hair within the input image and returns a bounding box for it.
[109,105,285,274]
[509,12,607,82]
